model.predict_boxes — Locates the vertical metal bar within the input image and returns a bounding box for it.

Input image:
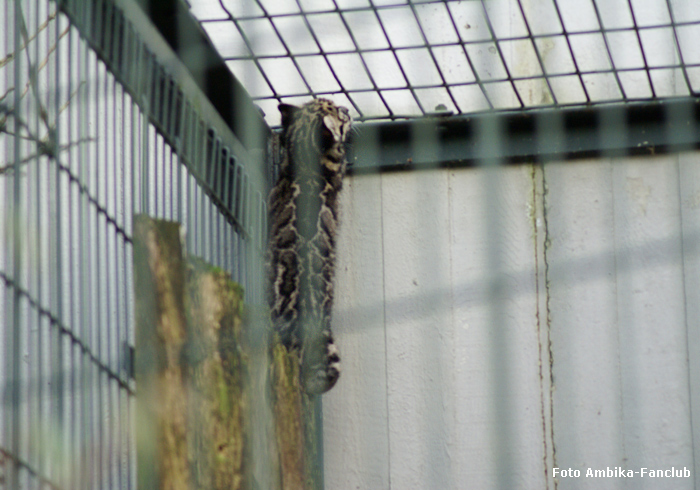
[241,176,250,292]
[193,118,203,182]
[215,208,221,267]
[242,174,250,234]
[238,227,245,290]
[1,0,9,474]
[223,154,232,215]
[182,100,192,169]
[164,134,169,219]
[185,156,193,255]
[153,128,160,217]
[66,23,78,490]
[205,129,216,189]
[124,93,132,490]
[31,0,42,486]
[216,145,226,207]
[128,87,141,490]
[176,94,186,224]
[162,76,170,139]
[114,66,124,490]
[103,31,118,488]
[202,186,208,260]
[171,137,176,221]
[233,162,242,230]
[172,135,178,222]
[191,165,199,258]
[163,80,173,219]
[140,52,153,216]
[236,162,245,229]
[9,1,22,490]
[107,55,118,490]
[207,194,214,263]
[202,169,208,261]
[476,114,514,490]
[130,37,141,216]
[78,4,91,483]
[216,147,228,264]
[43,0,56,484]
[191,171,198,256]
[93,35,105,490]
[51,3,66,488]
[103,36,113,490]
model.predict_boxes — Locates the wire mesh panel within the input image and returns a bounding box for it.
[0,0,267,488]
[179,1,700,489]
[4,0,700,489]
[191,0,700,126]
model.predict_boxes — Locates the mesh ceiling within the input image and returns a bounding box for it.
[188,0,700,126]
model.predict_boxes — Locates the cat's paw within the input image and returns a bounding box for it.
[301,332,341,395]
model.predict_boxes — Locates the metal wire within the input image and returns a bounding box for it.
[3,1,699,489]
[194,0,700,125]
[0,0,267,488]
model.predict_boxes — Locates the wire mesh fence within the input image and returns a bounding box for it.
[192,0,700,126]
[2,0,700,489]
[182,2,700,489]
[0,0,267,488]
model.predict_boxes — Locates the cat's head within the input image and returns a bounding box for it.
[279,98,352,171]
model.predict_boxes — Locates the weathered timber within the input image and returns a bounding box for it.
[186,257,248,490]
[133,215,322,490]
[271,342,322,490]
[133,216,248,490]
[133,216,191,490]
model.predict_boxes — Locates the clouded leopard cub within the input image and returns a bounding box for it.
[267,98,352,394]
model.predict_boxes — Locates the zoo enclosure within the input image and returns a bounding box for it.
[2,0,700,489]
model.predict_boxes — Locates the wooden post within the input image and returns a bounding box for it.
[133,216,248,490]
[133,215,322,490]
[271,344,323,490]
[186,257,248,490]
[133,216,191,490]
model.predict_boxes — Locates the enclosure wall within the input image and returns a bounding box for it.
[324,155,700,490]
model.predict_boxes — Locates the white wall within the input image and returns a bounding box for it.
[322,0,700,486]
[324,156,700,490]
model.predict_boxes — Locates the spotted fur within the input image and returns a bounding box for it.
[267,98,352,394]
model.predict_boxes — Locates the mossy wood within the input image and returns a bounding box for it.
[133,216,248,490]
[271,343,323,490]
[133,215,322,490]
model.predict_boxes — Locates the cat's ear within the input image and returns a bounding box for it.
[279,103,299,129]
[323,115,344,142]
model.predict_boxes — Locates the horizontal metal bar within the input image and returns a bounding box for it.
[347,97,700,173]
